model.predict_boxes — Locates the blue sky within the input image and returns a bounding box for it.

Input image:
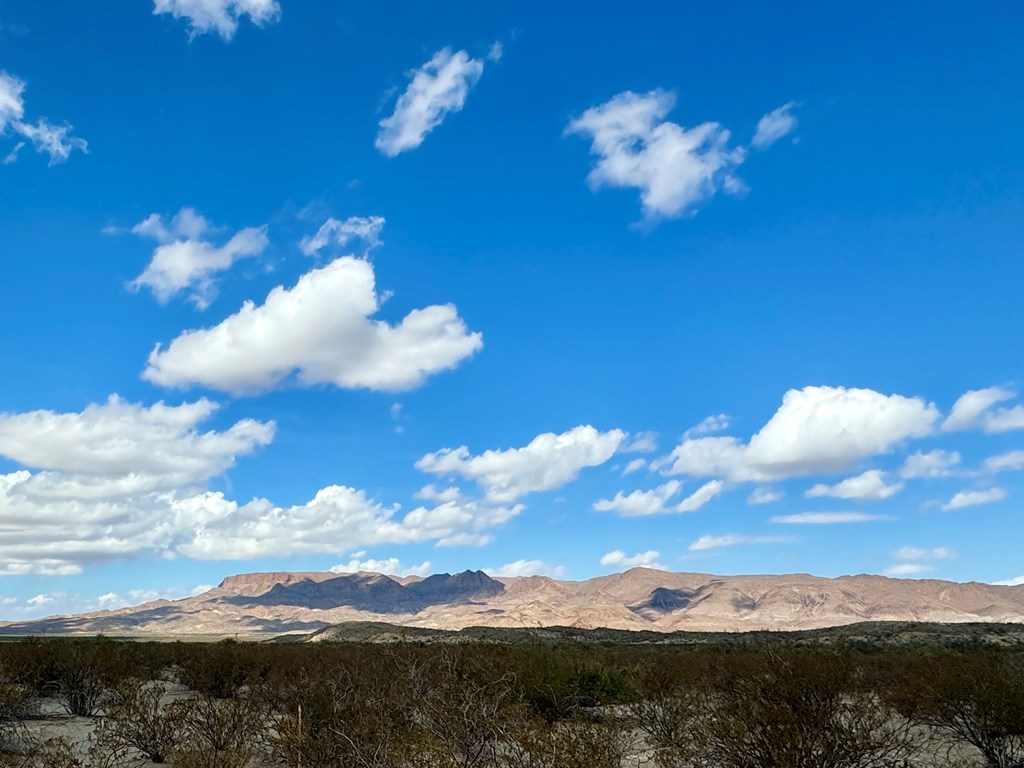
[2,0,1023,619]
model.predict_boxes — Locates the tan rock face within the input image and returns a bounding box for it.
[4,568,1024,637]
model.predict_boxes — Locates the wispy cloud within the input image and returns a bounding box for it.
[377,46,494,157]
[771,511,890,525]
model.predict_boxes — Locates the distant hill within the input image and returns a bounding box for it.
[2,567,1023,637]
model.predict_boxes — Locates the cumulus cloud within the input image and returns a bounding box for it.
[376,48,489,157]
[593,480,681,516]
[984,451,1024,474]
[600,550,663,569]
[943,386,1024,433]
[0,70,86,165]
[485,560,566,578]
[657,386,939,482]
[144,256,482,394]
[751,102,799,149]
[0,395,273,499]
[996,575,1024,587]
[300,215,385,257]
[771,511,889,525]
[747,487,783,505]
[153,0,281,40]
[805,469,903,501]
[689,533,792,551]
[0,397,527,574]
[900,449,961,479]
[416,425,626,503]
[330,554,432,577]
[129,208,269,309]
[566,90,747,220]
[941,487,1007,511]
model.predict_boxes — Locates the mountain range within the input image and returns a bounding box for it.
[2,568,1023,637]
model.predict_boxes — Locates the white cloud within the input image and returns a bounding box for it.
[900,449,961,479]
[600,550,663,569]
[144,256,482,394]
[0,71,25,131]
[805,469,904,501]
[943,386,1024,433]
[593,480,682,516]
[771,511,889,524]
[747,487,783,505]
[996,575,1024,587]
[414,484,461,503]
[11,118,87,165]
[129,208,269,309]
[416,425,626,503]
[376,48,487,157]
[0,70,86,165]
[984,450,1024,474]
[689,534,792,551]
[676,479,725,512]
[0,395,273,499]
[941,487,1007,511]
[177,486,521,560]
[153,0,281,40]
[485,560,566,578]
[397,495,523,548]
[330,556,432,577]
[682,414,730,440]
[621,431,658,453]
[2,585,210,618]
[895,546,954,561]
[751,102,798,149]
[0,411,522,576]
[300,215,385,257]
[3,141,24,165]
[622,458,647,476]
[566,90,747,220]
[884,563,934,577]
[657,386,938,482]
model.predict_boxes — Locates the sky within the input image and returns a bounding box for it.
[1,0,1023,620]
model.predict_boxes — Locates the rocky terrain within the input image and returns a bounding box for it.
[2,567,1023,637]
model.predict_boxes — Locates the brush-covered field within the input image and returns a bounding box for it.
[1,626,1022,767]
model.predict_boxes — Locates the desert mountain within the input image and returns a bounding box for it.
[2,568,1023,637]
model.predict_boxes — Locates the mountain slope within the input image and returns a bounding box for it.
[2,568,1023,636]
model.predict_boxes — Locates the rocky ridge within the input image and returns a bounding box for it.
[2,568,1023,637]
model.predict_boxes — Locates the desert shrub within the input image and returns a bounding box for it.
[269,664,415,768]
[399,648,522,768]
[50,644,124,718]
[698,648,923,768]
[16,736,83,768]
[170,691,267,768]
[910,649,1024,768]
[500,715,626,768]
[95,680,185,764]
[0,662,37,756]
[175,640,271,700]
[630,662,709,768]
